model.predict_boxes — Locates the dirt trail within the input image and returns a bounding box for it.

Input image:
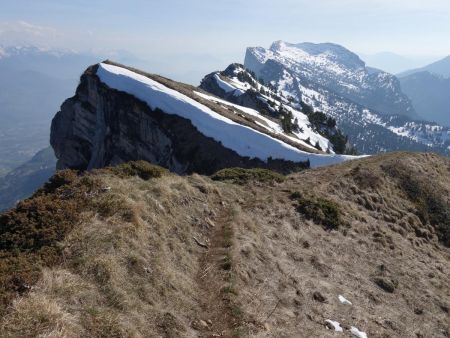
[195,203,240,338]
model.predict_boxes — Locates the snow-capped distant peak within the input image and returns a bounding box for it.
[267,40,366,73]
[244,41,450,157]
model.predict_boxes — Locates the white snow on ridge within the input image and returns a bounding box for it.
[194,91,322,152]
[97,63,360,168]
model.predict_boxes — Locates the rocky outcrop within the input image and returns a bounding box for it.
[51,64,308,175]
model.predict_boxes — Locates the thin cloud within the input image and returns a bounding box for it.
[0,21,62,46]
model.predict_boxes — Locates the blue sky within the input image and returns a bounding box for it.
[1,0,450,83]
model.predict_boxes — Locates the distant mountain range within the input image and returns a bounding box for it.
[0,46,97,175]
[398,55,450,78]
[244,41,450,155]
[360,52,434,75]
[398,56,450,127]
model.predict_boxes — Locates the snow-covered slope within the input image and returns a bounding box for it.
[246,41,416,117]
[97,63,359,167]
[244,41,450,156]
[192,91,328,153]
[199,64,350,152]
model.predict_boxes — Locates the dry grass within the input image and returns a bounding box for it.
[0,153,449,337]
[1,169,241,337]
[230,152,450,337]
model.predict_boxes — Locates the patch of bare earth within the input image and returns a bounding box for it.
[194,203,240,337]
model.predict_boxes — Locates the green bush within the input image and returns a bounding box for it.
[111,161,168,180]
[291,192,343,230]
[211,168,284,185]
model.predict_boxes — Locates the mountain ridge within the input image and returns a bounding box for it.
[244,41,450,156]
[51,61,359,175]
[398,55,450,79]
[0,46,449,338]
[199,63,355,154]
[398,55,450,127]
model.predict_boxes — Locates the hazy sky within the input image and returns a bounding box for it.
[1,0,449,83]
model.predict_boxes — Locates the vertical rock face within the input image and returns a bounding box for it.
[50,64,308,175]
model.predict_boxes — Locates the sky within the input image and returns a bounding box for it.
[1,0,450,83]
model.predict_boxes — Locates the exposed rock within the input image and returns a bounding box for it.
[312,291,327,303]
[373,277,398,293]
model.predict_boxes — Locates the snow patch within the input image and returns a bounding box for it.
[325,320,343,332]
[351,326,368,338]
[208,69,333,152]
[338,295,352,305]
[214,74,238,93]
[194,91,320,151]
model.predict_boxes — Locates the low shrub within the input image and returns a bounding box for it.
[211,167,284,185]
[0,171,100,315]
[291,192,343,230]
[37,169,78,195]
[111,161,168,180]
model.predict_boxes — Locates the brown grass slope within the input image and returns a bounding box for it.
[0,152,449,337]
